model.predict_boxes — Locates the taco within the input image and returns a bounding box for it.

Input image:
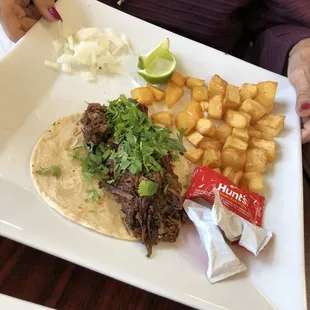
[31,95,194,257]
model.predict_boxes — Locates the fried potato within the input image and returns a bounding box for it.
[131,87,154,106]
[248,128,263,139]
[239,175,248,189]
[245,148,268,173]
[208,81,225,98]
[232,128,249,142]
[175,112,196,136]
[166,81,184,108]
[222,167,243,186]
[147,84,165,101]
[249,138,276,162]
[196,119,217,137]
[223,135,248,152]
[186,100,204,121]
[240,83,257,102]
[185,77,204,88]
[238,111,251,127]
[201,101,209,112]
[213,168,222,174]
[243,172,264,193]
[199,140,221,151]
[151,111,173,127]
[223,85,241,109]
[211,74,228,88]
[221,148,246,170]
[170,72,186,87]
[191,86,208,102]
[216,123,232,144]
[223,109,248,129]
[254,81,278,113]
[239,98,266,124]
[184,149,204,163]
[187,131,205,147]
[202,148,221,168]
[261,132,274,141]
[256,114,285,136]
[255,124,278,138]
[208,94,223,120]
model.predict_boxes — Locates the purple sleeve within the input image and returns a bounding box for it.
[247,0,310,75]
[250,25,310,75]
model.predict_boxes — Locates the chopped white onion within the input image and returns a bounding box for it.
[44,61,59,70]
[45,26,133,82]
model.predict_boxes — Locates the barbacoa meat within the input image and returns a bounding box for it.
[81,103,111,144]
[99,157,187,257]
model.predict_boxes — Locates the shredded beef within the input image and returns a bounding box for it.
[137,103,148,115]
[81,103,111,144]
[99,164,187,257]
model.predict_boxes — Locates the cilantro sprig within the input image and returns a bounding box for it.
[36,165,61,179]
[138,180,158,197]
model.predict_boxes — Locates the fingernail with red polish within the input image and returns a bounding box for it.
[48,8,62,21]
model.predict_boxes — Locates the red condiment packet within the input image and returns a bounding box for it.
[184,166,266,227]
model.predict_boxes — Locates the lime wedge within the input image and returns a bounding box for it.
[137,40,176,84]
[137,38,170,70]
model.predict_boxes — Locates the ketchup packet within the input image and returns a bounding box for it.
[185,166,265,227]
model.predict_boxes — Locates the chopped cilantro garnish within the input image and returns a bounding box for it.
[36,165,61,179]
[138,180,158,197]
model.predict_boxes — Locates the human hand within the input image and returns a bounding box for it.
[288,38,310,144]
[0,0,62,42]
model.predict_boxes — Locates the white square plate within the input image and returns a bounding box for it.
[0,0,306,309]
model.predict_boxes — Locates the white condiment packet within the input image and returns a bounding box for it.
[212,188,273,256]
[184,199,247,284]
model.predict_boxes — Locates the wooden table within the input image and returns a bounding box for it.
[1,149,309,309]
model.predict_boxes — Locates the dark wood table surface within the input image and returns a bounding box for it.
[1,147,309,310]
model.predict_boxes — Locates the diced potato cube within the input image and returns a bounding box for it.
[239,175,248,189]
[239,99,266,124]
[166,81,184,108]
[243,172,264,193]
[238,111,251,127]
[221,148,246,170]
[248,128,263,139]
[254,81,278,113]
[201,101,209,112]
[196,119,216,137]
[151,111,172,127]
[208,94,223,120]
[185,77,204,88]
[199,140,221,151]
[202,148,221,168]
[216,123,232,144]
[246,148,268,173]
[186,100,204,121]
[211,74,228,88]
[187,131,205,147]
[147,84,165,101]
[208,81,225,97]
[249,138,276,162]
[232,128,249,142]
[261,132,274,141]
[184,149,204,163]
[223,135,248,151]
[171,72,186,87]
[131,87,154,106]
[256,114,285,136]
[255,124,278,137]
[224,109,248,129]
[175,112,196,136]
[222,167,243,185]
[213,168,222,174]
[240,83,257,102]
[223,85,241,109]
[191,86,208,102]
